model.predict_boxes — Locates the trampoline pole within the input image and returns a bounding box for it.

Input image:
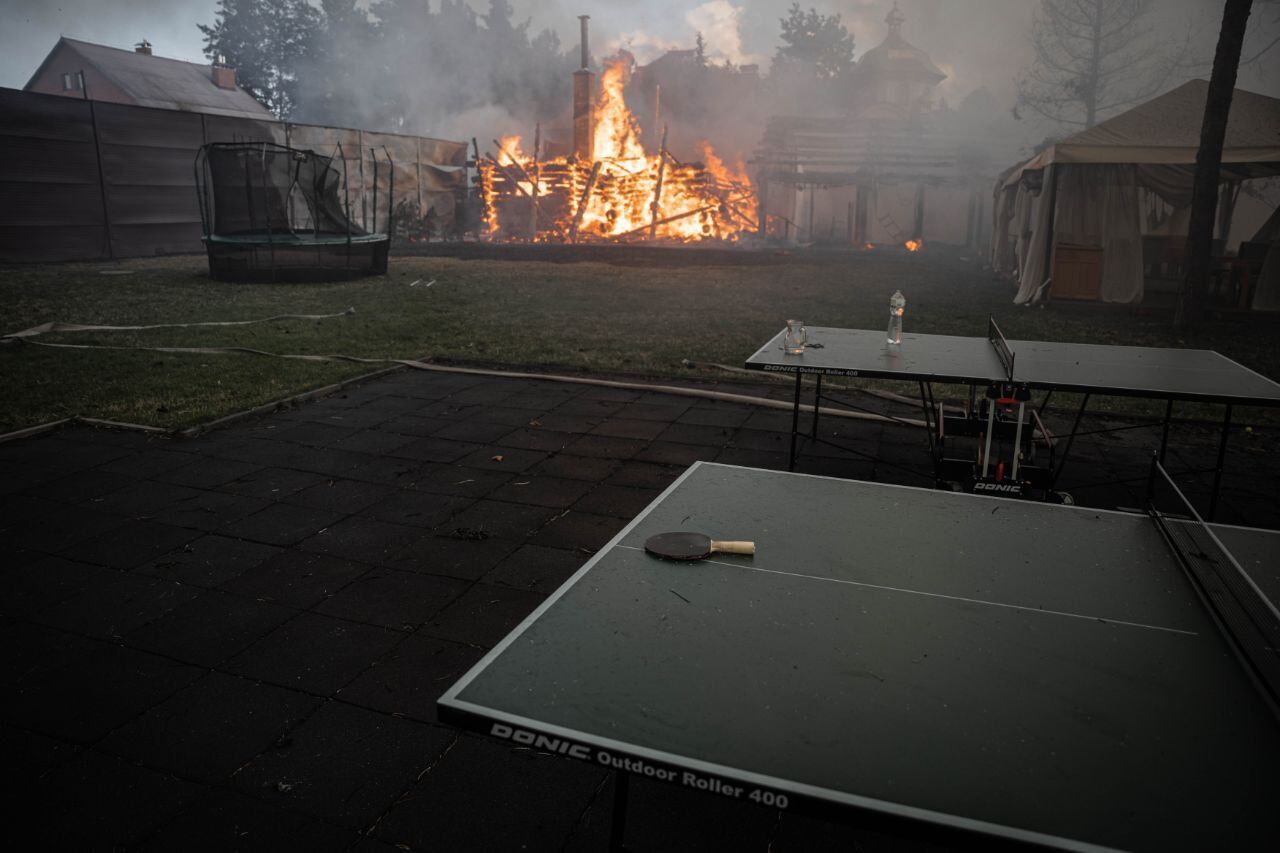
[386,146,394,243]
[372,147,379,235]
[261,143,275,281]
[339,143,351,249]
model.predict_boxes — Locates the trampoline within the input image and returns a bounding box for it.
[195,141,393,282]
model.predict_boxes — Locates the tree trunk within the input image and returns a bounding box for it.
[1175,0,1253,331]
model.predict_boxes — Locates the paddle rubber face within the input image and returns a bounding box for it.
[644,532,714,561]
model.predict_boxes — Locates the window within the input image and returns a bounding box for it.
[61,72,81,91]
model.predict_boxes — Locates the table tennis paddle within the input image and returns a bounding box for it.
[643,532,755,562]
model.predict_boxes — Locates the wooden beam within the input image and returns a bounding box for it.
[570,161,602,243]
[649,124,669,240]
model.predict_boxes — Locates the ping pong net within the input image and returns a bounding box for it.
[987,315,1015,383]
[1147,457,1280,717]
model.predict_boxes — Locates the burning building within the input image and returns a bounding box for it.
[754,4,992,251]
[478,17,757,244]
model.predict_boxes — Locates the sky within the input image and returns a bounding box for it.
[2,1,1276,111]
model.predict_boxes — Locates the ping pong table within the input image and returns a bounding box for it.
[439,460,1280,851]
[744,319,1280,516]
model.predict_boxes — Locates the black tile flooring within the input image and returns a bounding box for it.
[3,368,1277,850]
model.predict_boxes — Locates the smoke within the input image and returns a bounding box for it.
[686,1,764,66]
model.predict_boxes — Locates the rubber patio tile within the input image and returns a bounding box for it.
[388,435,483,463]
[383,532,521,580]
[0,497,129,551]
[486,475,596,509]
[371,734,606,852]
[37,571,200,640]
[530,510,627,553]
[156,457,264,490]
[484,543,585,594]
[496,426,578,453]
[526,453,620,482]
[459,404,548,427]
[375,413,452,437]
[455,445,551,473]
[606,460,683,490]
[99,671,322,783]
[1,555,107,618]
[229,701,454,829]
[137,786,356,852]
[123,590,298,668]
[675,403,755,428]
[298,516,427,564]
[5,626,202,743]
[25,468,139,504]
[282,478,397,515]
[24,748,206,849]
[433,418,517,444]
[224,612,403,695]
[655,421,735,446]
[3,724,82,777]
[401,462,511,498]
[221,549,369,609]
[617,401,693,421]
[257,421,358,447]
[589,417,670,441]
[135,534,281,588]
[423,582,546,648]
[57,518,200,570]
[445,499,559,541]
[219,502,347,547]
[634,441,720,467]
[215,467,330,500]
[150,490,272,532]
[314,567,468,631]
[359,489,472,529]
[561,434,648,460]
[340,632,485,724]
[572,484,663,519]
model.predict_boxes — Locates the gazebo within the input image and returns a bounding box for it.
[992,80,1280,306]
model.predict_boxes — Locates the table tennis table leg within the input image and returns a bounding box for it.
[789,372,802,472]
[609,769,630,852]
[1209,404,1232,521]
[1050,393,1090,489]
[1159,399,1174,464]
[918,381,938,460]
[812,373,823,437]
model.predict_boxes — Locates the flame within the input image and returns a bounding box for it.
[480,56,756,243]
[905,239,922,252]
[864,242,875,250]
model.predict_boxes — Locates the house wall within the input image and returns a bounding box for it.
[26,43,133,105]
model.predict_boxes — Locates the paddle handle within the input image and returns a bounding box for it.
[710,540,755,555]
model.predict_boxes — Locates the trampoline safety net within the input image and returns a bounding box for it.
[195,141,392,282]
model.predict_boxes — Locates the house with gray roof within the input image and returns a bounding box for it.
[24,36,273,120]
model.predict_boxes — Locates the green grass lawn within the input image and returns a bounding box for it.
[1,250,1276,433]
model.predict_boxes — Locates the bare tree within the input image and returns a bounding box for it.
[1175,0,1254,331]
[1016,0,1190,129]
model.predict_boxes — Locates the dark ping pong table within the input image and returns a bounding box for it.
[744,318,1280,517]
[439,461,1280,851]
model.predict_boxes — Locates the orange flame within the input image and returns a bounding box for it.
[905,239,922,252]
[480,56,756,243]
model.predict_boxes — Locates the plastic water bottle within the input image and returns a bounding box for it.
[887,290,905,344]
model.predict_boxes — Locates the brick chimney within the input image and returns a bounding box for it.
[211,54,237,90]
[572,15,594,162]
[134,39,152,55]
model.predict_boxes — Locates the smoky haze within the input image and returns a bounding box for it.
[1,1,1277,168]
